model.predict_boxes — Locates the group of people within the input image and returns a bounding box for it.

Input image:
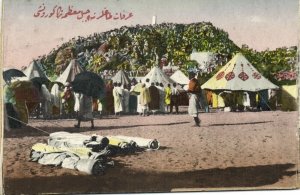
[4,71,204,130]
[107,79,181,117]
[101,73,203,127]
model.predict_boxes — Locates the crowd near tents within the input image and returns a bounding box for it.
[3,52,295,127]
[3,51,297,175]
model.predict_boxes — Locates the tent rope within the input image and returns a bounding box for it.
[7,115,50,135]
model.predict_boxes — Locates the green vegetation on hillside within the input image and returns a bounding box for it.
[36,22,297,85]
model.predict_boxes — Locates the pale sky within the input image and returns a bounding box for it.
[2,0,299,69]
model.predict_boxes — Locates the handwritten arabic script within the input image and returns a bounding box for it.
[33,4,134,22]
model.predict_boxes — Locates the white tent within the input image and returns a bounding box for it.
[162,64,179,72]
[142,66,174,87]
[23,61,48,79]
[201,53,278,92]
[111,70,131,85]
[170,70,189,85]
[190,52,217,73]
[56,59,84,85]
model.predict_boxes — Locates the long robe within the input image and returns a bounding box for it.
[188,93,199,117]
[148,86,160,110]
[129,93,137,113]
[113,87,123,113]
[139,87,151,108]
[188,78,200,117]
[158,86,165,112]
[122,88,130,113]
[164,87,171,105]
[105,83,114,114]
[51,84,62,116]
[74,93,93,121]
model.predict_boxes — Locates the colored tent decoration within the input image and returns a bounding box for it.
[142,66,174,87]
[111,70,131,86]
[170,70,190,85]
[56,59,84,85]
[23,60,48,79]
[201,53,278,92]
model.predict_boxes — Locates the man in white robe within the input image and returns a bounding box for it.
[113,83,123,115]
[187,72,200,127]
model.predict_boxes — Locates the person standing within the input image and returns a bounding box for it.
[112,83,123,115]
[3,83,22,129]
[61,82,75,118]
[170,83,180,114]
[122,84,130,114]
[148,83,160,115]
[164,84,172,113]
[157,83,165,114]
[74,92,94,129]
[129,82,138,114]
[105,80,114,115]
[51,83,63,118]
[139,83,151,116]
[187,72,201,127]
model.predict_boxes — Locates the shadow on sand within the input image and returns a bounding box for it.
[4,163,296,194]
[209,121,273,127]
[3,121,190,138]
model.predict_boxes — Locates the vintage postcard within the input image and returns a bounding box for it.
[1,0,299,194]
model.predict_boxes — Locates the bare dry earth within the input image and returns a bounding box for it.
[2,110,299,194]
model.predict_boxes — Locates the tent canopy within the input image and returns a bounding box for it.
[56,59,84,85]
[170,70,189,85]
[201,53,278,92]
[190,52,216,73]
[23,60,48,79]
[111,70,131,86]
[142,66,174,87]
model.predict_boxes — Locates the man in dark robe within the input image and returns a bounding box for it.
[148,83,160,115]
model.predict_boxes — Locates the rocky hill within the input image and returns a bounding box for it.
[36,22,297,85]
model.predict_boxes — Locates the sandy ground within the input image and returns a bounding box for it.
[2,109,300,194]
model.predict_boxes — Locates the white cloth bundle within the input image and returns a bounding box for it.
[75,159,104,175]
[48,131,108,151]
[30,143,106,175]
[112,135,160,150]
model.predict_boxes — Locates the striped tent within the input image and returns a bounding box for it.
[201,53,278,92]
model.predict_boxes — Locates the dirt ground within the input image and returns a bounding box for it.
[2,110,299,194]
